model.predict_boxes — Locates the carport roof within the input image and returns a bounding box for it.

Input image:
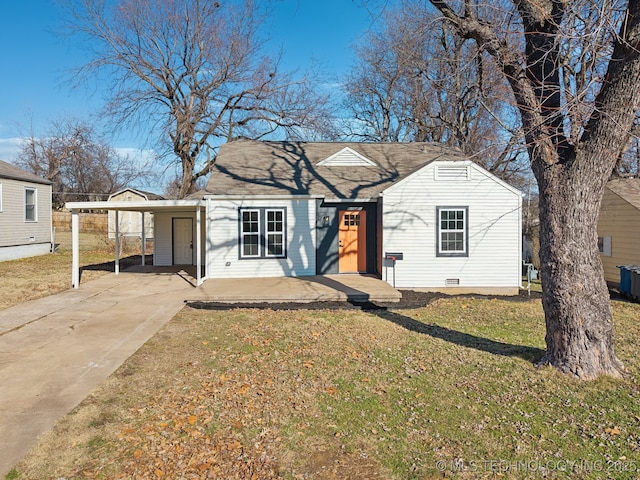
[66,199,205,212]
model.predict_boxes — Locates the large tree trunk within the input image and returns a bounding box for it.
[535,158,624,379]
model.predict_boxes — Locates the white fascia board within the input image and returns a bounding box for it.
[468,162,524,197]
[66,199,205,212]
[321,197,380,203]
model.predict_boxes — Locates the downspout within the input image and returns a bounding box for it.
[196,206,202,286]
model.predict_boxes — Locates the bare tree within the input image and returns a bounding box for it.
[18,117,151,207]
[420,0,640,378]
[343,4,530,186]
[66,0,333,198]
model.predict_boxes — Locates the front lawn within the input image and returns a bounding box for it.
[9,296,640,479]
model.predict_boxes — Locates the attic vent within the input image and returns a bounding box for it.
[435,165,470,181]
[317,147,377,167]
[445,278,460,286]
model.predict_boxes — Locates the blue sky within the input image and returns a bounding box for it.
[0,0,387,178]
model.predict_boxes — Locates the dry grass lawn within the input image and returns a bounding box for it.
[0,232,147,311]
[7,294,640,479]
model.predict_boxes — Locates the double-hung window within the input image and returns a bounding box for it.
[239,207,286,258]
[241,210,260,257]
[437,207,468,257]
[265,209,285,257]
[25,187,37,222]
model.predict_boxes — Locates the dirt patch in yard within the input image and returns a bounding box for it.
[187,288,543,312]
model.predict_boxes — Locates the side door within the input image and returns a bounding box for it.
[172,218,193,265]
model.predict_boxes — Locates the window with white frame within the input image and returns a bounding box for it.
[240,209,260,257]
[266,209,285,257]
[239,207,287,259]
[437,207,468,257]
[25,187,37,222]
[598,236,612,256]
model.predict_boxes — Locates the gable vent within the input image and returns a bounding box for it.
[317,147,377,167]
[435,165,470,181]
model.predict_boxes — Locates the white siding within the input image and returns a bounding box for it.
[207,198,316,278]
[381,161,522,291]
[0,178,52,254]
[153,210,204,266]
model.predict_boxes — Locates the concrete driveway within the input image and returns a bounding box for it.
[0,269,195,476]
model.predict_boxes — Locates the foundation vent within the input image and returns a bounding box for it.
[445,278,460,286]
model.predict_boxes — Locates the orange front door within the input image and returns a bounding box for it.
[338,210,367,273]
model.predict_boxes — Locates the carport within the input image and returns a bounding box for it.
[66,199,207,288]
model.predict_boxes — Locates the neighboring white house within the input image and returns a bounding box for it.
[0,159,53,261]
[107,188,163,239]
[66,141,523,294]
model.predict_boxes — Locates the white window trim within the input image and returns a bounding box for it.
[598,236,612,257]
[265,208,285,258]
[25,187,37,222]
[240,209,261,258]
[0,183,3,212]
[239,207,287,259]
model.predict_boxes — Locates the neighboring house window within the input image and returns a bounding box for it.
[598,236,612,256]
[0,183,3,212]
[239,207,287,259]
[25,187,37,222]
[437,207,468,257]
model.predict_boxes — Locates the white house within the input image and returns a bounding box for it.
[67,141,523,294]
[0,160,53,261]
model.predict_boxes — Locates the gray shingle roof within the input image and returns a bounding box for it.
[204,141,468,199]
[0,159,52,185]
[607,177,640,210]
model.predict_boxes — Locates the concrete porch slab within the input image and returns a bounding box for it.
[189,274,402,304]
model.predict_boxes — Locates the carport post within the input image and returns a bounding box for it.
[140,211,146,266]
[196,206,202,286]
[114,210,120,275]
[71,210,79,288]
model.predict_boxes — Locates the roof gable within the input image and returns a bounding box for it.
[108,188,164,201]
[606,178,640,210]
[317,147,377,167]
[381,160,522,198]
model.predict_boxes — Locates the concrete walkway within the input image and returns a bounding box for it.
[0,269,399,475]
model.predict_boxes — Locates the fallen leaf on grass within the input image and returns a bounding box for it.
[605,427,621,435]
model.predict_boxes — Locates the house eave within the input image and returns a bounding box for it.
[66,199,205,212]
[204,194,325,201]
